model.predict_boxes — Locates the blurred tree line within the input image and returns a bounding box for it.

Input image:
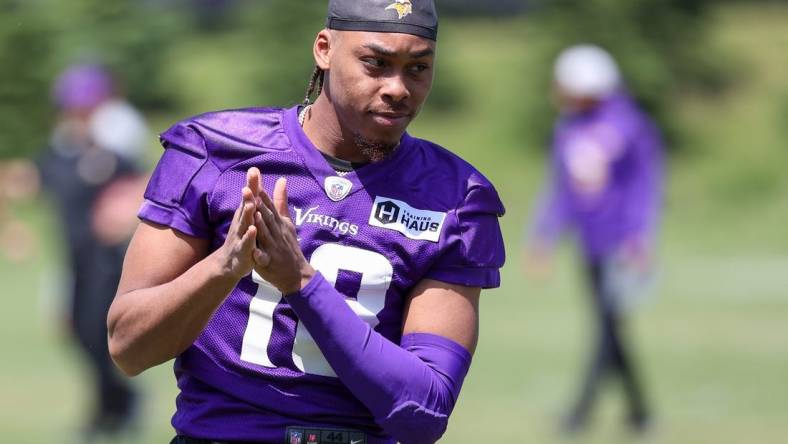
[0,0,184,158]
[519,0,734,150]
[0,0,744,159]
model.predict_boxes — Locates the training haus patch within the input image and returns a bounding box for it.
[369,196,447,243]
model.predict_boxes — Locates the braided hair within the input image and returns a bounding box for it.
[303,66,325,106]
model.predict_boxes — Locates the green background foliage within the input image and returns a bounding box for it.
[0,0,184,158]
[0,1,55,158]
[0,0,730,158]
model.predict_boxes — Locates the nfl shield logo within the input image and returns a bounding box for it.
[289,430,303,444]
[324,176,353,202]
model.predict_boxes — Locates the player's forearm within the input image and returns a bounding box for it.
[108,252,240,376]
[287,273,471,444]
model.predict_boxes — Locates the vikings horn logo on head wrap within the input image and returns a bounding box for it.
[385,0,413,19]
[326,0,438,41]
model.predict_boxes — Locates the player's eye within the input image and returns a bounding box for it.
[362,57,386,69]
[408,63,431,75]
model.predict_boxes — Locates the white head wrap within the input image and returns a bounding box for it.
[554,44,621,99]
[89,99,150,163]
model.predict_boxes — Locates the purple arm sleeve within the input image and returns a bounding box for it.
[287,273,473,444]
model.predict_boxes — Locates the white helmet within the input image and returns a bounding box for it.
[554,44,621,99]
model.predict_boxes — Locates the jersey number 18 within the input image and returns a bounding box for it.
[240,243,393,377]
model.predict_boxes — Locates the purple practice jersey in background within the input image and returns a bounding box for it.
[138,106,505,442]
[531,91,664,259]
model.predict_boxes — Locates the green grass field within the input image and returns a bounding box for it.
[2,3,787,443]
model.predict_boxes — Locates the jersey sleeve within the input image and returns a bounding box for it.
[137,121,220,238]
[622,122,664,250]
[528,133,574,249]
[425,173,506,289]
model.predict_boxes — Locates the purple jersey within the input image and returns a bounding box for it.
[138,105,505,442]
[531,92,663,259]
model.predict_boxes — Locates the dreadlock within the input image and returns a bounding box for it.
[303,66,325,106]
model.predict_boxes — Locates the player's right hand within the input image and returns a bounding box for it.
[619,236,652,274]
[522,245,554,281]
[214,169,262,280]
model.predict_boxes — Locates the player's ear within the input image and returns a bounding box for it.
[314,29,333,71]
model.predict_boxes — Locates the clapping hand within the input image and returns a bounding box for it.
[246,167,315,295]
[215,169,263,280]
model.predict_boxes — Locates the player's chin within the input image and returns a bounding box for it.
[358,127,404,148]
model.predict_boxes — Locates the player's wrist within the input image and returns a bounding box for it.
[209,247,249,283]
[281,264,316,296]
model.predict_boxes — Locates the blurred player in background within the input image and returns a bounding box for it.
[1,63,149,442]
[107,1,505,443]
[525,45,664,435]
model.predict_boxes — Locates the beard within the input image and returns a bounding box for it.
[353,133,400,163]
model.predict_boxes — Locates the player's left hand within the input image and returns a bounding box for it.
[248,168,315,295]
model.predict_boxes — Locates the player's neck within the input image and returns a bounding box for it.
[301,97,370,164]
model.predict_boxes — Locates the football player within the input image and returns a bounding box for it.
[526,45,663,435]
[108,1,505,443]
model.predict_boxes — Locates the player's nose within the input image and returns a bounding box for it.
[380,74,410,103]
